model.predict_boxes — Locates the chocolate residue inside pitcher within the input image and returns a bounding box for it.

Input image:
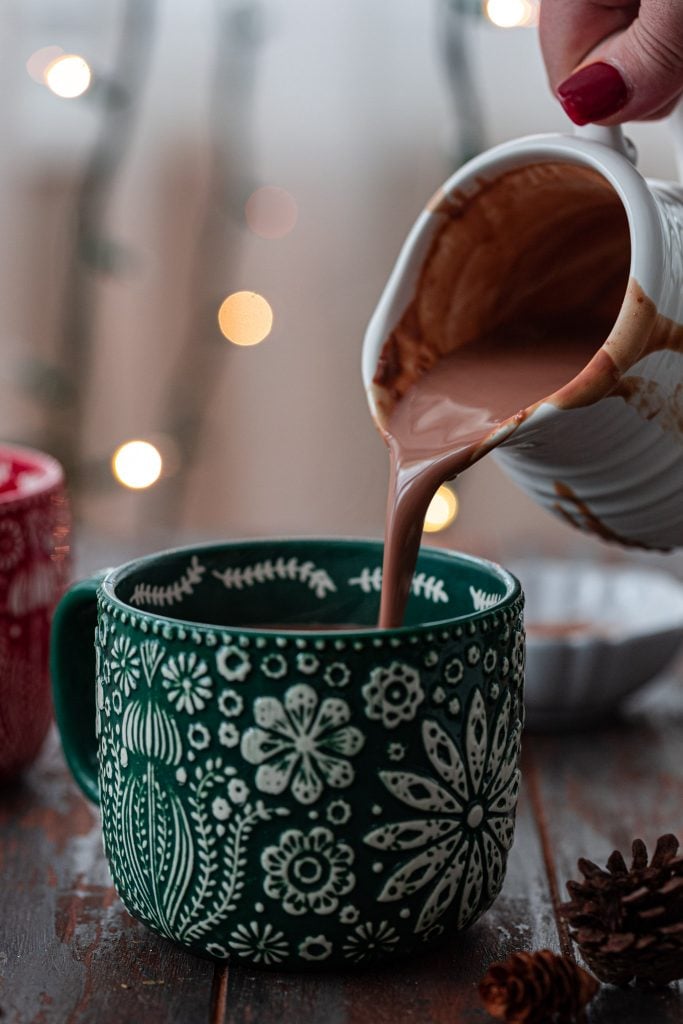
[371,161,631,423]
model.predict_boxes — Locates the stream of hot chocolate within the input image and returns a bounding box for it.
[377,329,600,628]
[372,161,632,627]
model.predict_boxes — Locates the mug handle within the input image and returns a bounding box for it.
[50,572,109,804]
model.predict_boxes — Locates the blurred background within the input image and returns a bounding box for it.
[1,0,681,575]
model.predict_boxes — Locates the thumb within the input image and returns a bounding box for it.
[554,2,683,124]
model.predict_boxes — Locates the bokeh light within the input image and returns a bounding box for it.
[218,291,273,346]
[26,46,64,84]
[112,440,163,490]
[423,485,459,533]
[245,186,298,239]
[44,54,92,98]
[484,0,538,28]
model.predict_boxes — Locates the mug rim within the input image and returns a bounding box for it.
[99,536,522,636]
[0,441,65,507]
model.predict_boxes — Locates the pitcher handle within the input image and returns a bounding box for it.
[574,123,638,165]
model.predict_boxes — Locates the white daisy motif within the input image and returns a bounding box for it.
[342,920,399,963]
[261,653,288,679]
[387,742,406,763]
[241,682,364,804]
[229,921,289,965]
[162,652,212,713]
[110,636,141,697]
[262,827,355,916]
[323,662,351,688]
[362,661,424,729]
[216,644,251,683]
[296,652,319,675]
[218,688,244,718]
[219,722,240,748]
[364,688,520,934]
[298,934,333,961]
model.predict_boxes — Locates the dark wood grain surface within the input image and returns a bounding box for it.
[1,672,682,1024]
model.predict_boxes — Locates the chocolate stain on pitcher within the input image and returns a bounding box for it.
[374,161,637,627]
[551,481,664,551]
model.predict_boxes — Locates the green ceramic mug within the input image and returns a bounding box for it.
[51,538,524,969]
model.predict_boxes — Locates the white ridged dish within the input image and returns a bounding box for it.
[509,560,683,730]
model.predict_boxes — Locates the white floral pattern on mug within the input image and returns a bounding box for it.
[162,652,212,713]
[110,636,141,697]
[228,921,289,965]
[261,826,355,915]
[87,550,524,970]
[362,661,424,729]
[298,934,333,961]
[342,920,399,963]
[218,688,244,718]
[241,683,364,804]
[323,662,351,688]
[216,645,251,683]
[364,688,519,934]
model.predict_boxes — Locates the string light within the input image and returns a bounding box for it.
[423,485,459,533]
[484,0,538,28]
[245,186,298,239]
[112,440,163,490]
[44,54,92,98]
[26,46,64,84]
[217,291,273,346]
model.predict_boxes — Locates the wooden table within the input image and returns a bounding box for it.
[1,670,682,1024]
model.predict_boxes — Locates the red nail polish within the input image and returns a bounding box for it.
[557,62,629,125]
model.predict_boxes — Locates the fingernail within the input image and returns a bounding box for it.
[557,62,629,125]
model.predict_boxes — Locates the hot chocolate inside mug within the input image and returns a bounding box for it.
[51,538,524,969]
[363,121,683,551]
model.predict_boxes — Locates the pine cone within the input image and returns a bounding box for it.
[479,949,599,1024]
[562,833,683,987]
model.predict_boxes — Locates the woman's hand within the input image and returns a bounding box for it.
[539,0,683,125]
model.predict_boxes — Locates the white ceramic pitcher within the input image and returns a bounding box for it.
[362,117,683,551]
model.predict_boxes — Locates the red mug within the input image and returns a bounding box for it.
[0,443,71,779]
